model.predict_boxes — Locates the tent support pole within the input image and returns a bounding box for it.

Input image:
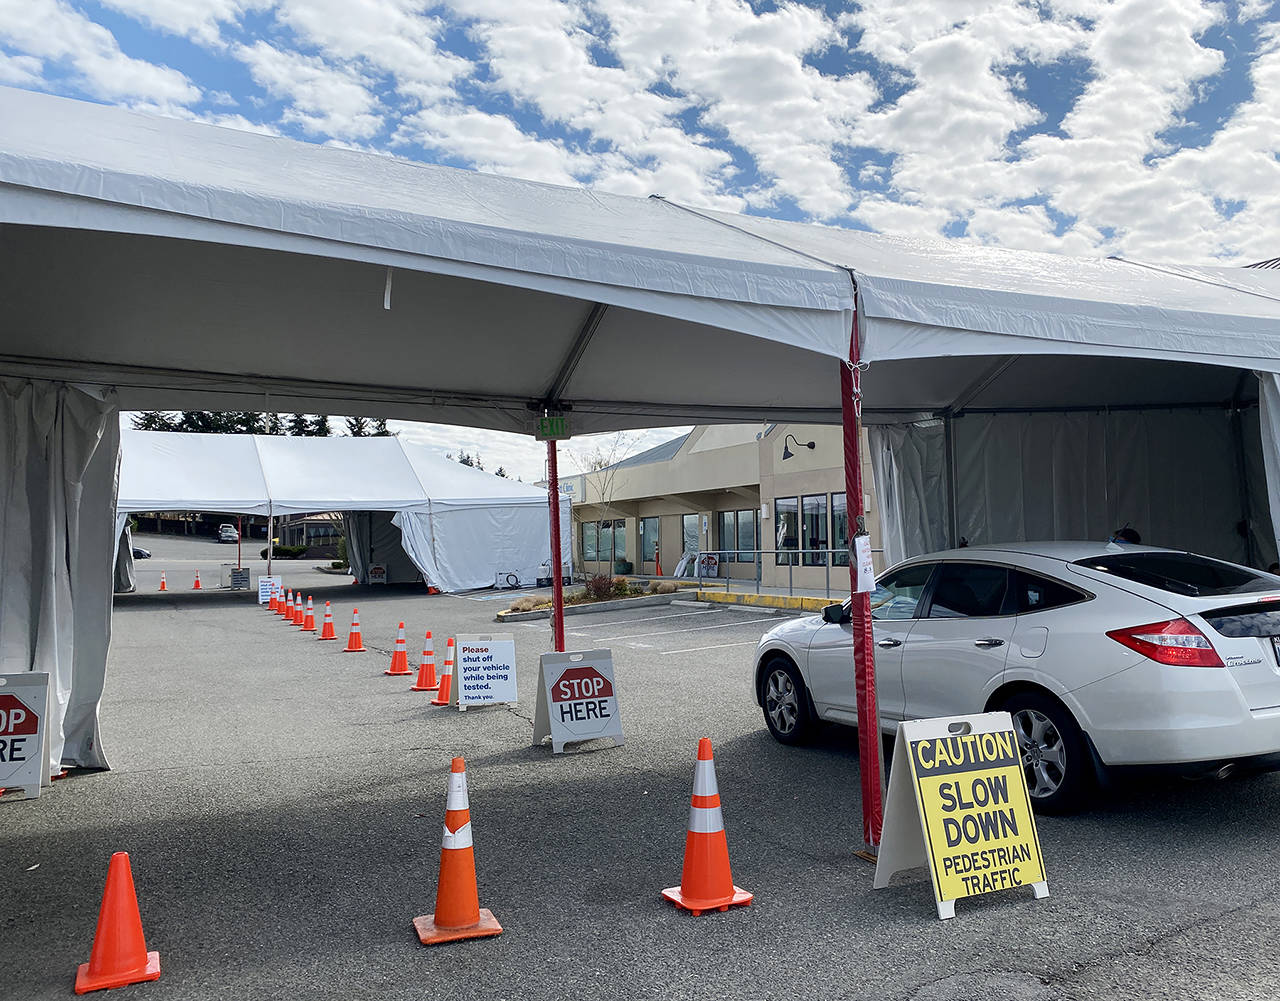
[944,414,958,548]
[547,439,566,653]
[842,306,883,852]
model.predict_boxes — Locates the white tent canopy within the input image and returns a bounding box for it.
[5,87,1280,804]
[118,430,571,593]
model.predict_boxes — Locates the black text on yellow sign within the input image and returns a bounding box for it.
[907,730,1045,903]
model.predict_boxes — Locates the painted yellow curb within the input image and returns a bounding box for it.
[694,591,833,612]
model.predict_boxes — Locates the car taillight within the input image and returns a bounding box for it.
[1106,618,1225,668]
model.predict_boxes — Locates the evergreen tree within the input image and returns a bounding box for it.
[371,418,392,436]
[346,416,369,436]
[494,466,508,478]
[265,413,286,435]
[309,414,331,436]
[288,413,311,436]
[132,411,174,431]
[456,452,475,467]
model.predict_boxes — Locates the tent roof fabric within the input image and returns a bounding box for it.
[117,430,551,517]
[4,88,1280,430]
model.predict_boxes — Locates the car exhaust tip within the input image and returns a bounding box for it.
[1215,762,1236,781]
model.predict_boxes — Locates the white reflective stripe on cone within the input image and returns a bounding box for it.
[688,804,725,834]
[442,821,474,850]
[446,772,469,811]
[692,759,718,797]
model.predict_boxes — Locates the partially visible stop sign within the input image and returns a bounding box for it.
[534,651,624,754]
[0,693,39,737]
[0,674,48,799]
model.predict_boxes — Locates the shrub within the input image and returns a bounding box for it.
[612,576,632,598]
[335,536,348,568]
[508,595,548,612]
[654,581,677,595]
[261,544,308,559]
[585,574,615,602]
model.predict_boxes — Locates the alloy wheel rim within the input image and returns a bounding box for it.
[1012,708,1067,799]
[765,670,798,734]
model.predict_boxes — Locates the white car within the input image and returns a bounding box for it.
[753,542,1280,811]
[218,524,238,542]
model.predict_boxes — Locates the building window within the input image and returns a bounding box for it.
[639,516,659,562]
[802,494,828,566]
[717,512,735,562]
[682,513,700,555]
[737,508,757,563]
[582,521,598,562]
[775,497,799,566]
[832,492,849,567]
[582,519,624,564]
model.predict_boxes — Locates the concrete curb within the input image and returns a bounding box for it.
[694,591,833,613]
[496,592,681,622]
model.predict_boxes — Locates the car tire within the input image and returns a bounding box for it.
[1002,691,1091,814]
[760,658,813,745]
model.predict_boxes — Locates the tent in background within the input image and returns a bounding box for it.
[116,430,570,593]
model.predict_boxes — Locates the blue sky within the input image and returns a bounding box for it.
[6,0,1279,478]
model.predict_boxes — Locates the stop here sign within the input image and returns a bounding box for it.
[533,650,623,754]
[0,674,49,799]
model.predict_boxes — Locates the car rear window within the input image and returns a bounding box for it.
[1072,552,1280,597]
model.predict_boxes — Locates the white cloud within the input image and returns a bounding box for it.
[0,51,42,87]
[98,0,261,47]
[0,0,200,106]
[234,40,383,139]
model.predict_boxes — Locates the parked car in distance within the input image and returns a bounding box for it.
[218,524,239,543]
[753,542,1280,812]
[132,546,151,559]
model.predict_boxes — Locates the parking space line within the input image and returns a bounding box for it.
[592,615,785,642]
[567,608,718,629]
[664,640,760,655]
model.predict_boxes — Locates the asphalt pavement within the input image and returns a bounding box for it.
[4,533,1280,999]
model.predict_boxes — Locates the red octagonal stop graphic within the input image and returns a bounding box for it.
[0,693,38,735]
[551,666,614,702]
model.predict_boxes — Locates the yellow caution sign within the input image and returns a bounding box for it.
[874,712,1048,920]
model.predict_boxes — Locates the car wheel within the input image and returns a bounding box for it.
[1003,692,1091,814]
[761,658,812,745]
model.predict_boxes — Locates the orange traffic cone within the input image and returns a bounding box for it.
[413,757,502,945]
[281,590,294,621]
[386,622,411,676]
[268,586,278,612]
[344,608,365,652]
[318,601,337,640]
[191,570,201,590]
[293,595,306,626]
[158,573,167,592]
[300,597,316,632]
[430,639,455,706]
[661,738,753,915]
[74,852,161,994]
[411,632,439,692]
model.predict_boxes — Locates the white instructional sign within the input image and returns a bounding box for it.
[454,633,518,709]
[532,649,624,754]
[256,575,281,604]
[368,564,388,585]
[855,535,875,593]
[0,673,49,799]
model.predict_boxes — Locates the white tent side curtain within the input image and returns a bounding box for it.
[0,377,119,776]
[870,401,1278,571]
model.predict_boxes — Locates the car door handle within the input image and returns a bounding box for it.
[974,638,1005,648]
[877,638,902,648]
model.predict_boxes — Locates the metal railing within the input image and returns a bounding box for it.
[658,547,884,600]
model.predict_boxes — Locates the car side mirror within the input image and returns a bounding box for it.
[822,603,849,625]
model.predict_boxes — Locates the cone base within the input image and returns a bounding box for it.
[385,668,412,676]
[344,644,365,652]
[413,909,502,945]
[74,952,161,994]
[319,635,338,641]
[661,885,753,916]
[410,683,440,692]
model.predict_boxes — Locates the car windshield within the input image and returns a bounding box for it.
[1072,552,1280,598]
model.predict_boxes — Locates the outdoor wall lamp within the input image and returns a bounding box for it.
[781,434,816,461]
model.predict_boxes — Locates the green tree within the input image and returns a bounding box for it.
[494,466,508,478]
[371,418,392,436]
[310,415,331,436]
[346,416,369,436]
[131,411,174,431]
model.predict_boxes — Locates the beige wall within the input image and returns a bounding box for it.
[571,422,883,587]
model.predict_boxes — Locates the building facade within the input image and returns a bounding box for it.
[566,423,882,590]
